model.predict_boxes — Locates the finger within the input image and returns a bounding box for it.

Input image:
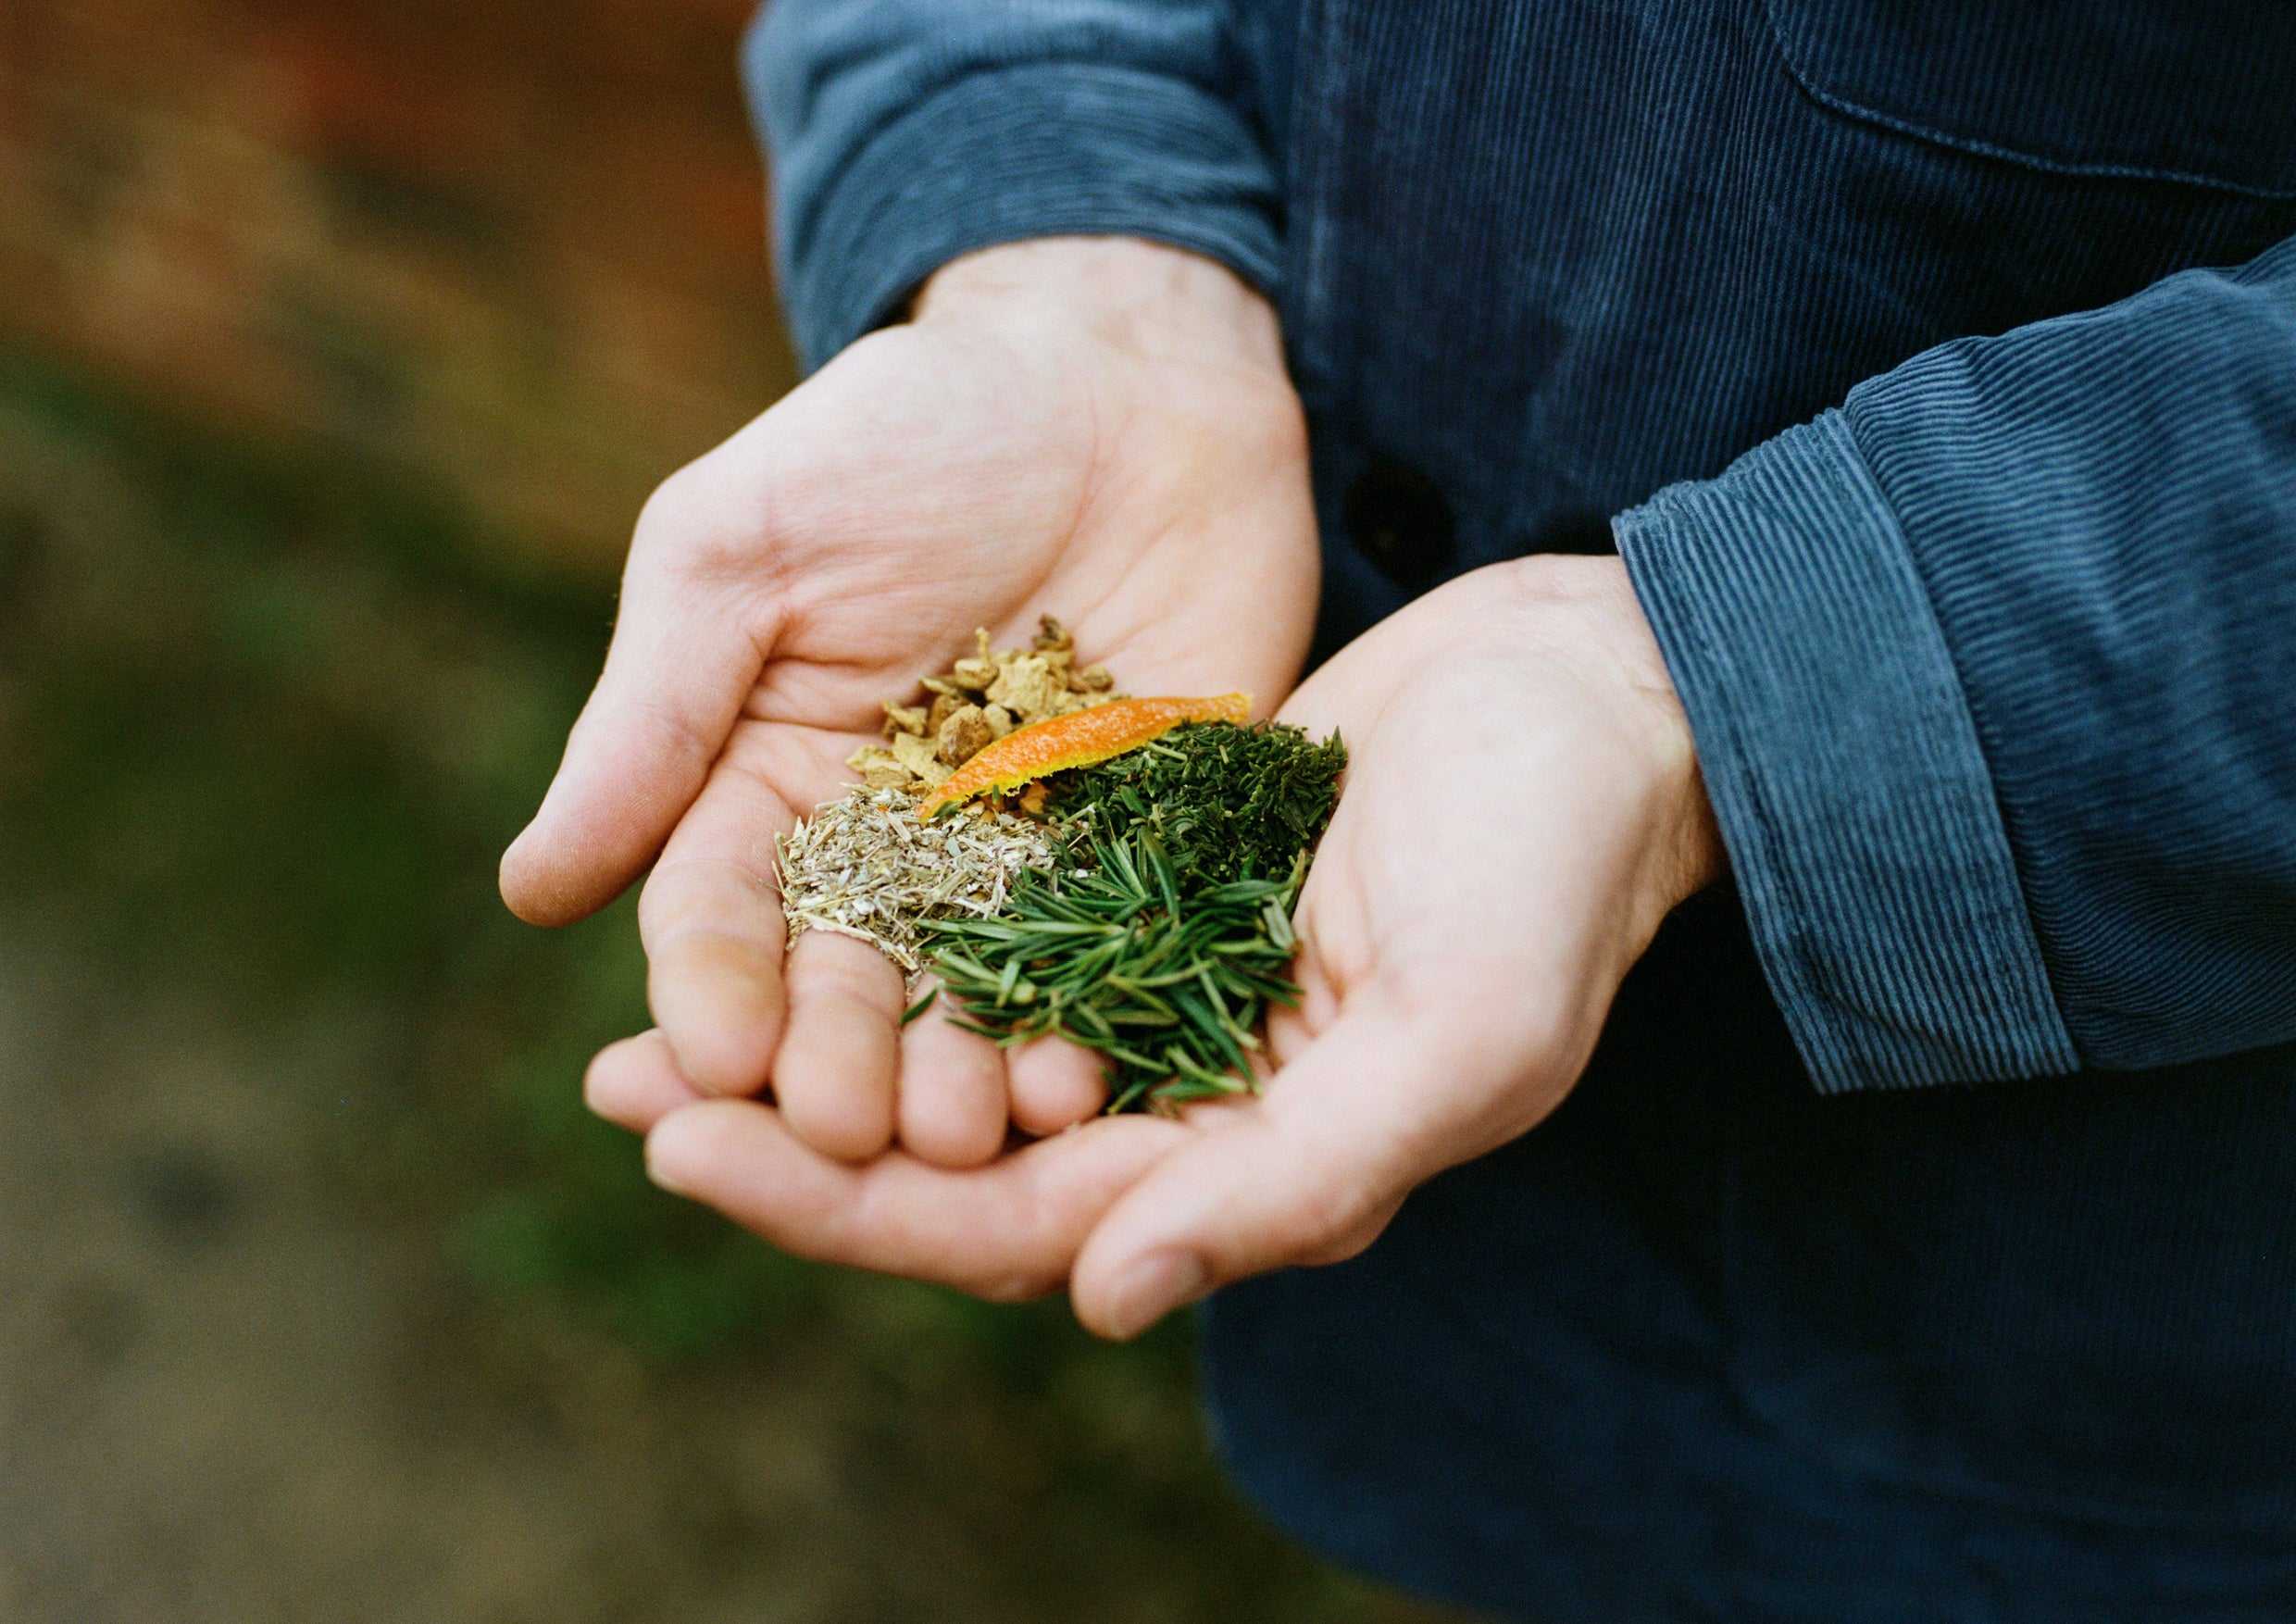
[1006,1035,1109,1137]
[584,1030,705,1133]
[895,981,1010,1168]
[1069,1009,1462,1341]
[642,861,785,1098]
[499,529,769,927]
[644,1098,1192,1301]
[642,720,866,1098]
[772,930,904,1162]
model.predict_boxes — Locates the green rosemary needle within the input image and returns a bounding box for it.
[926,829,1311,1112]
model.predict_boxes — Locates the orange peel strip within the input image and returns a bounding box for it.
[917,692,1252,818]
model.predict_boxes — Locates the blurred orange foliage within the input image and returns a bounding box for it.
[0,0,797,575]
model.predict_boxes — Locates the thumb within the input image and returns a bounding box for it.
[1068,1006,1492,1340]
[500,582,768,927]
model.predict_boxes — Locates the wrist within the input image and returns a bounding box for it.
[910,236,1287,378]
[1510,555,1727,922]
[1580,555,1727,918]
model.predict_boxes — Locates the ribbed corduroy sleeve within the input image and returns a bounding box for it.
[742,1,1281,371]
[1618,234,2296,1092]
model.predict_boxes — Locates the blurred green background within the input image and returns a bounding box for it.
[0,3,1468,1618]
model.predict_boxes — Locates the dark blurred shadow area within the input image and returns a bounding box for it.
[0,4,1466,1619]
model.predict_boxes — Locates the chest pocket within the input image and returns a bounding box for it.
[1766,0,2296,198]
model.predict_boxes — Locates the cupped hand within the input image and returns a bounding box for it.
[501,237,1317,1168]
[608,554,1723,1332]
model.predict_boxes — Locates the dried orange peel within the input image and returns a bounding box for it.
[917,692,1252,818]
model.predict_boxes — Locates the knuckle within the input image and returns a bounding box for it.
[1267,1193,1351,1262]
[631,458,771,586]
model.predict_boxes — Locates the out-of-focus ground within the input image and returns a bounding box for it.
[0,5,1477,1620]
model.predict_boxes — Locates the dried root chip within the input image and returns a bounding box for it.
[847,616,1137,802]
[882,701,929,738]
[951,656,999,692]
[986,655,1067,723]
[889,732,953,787]
[935,703,994,766]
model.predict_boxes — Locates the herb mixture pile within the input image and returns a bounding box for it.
[776,618,1345,1112]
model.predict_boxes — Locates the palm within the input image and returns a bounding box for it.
[1264,569,1698,1160]
[701,313,1315,836]
[506,245,1317,1167]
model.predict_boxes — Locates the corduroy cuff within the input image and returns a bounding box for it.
[774,62,1282,370]
[1616,411,2079,1092]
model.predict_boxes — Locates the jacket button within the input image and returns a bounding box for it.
[1344,457,1455,591]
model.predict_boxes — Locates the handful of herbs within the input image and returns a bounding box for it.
[926,718,1346,1113]
[774,624,1347,1115]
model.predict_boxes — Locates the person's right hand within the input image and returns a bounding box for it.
[500,236,1318,1170]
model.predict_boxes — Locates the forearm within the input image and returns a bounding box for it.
[1620,233,2296,1087]
[745,0,1280,369]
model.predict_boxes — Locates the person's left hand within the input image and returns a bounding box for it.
[590,554,1723,1332]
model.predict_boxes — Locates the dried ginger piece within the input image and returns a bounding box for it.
[986,655,1067,722]
[881,701,929,737]
[935,704,994,766]
[843,617,1130,798]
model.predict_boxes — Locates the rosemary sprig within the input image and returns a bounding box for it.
[926,829,1310,1113]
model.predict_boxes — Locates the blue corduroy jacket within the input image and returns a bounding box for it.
[745,3,2296,1618]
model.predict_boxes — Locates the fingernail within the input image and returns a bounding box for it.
[1101,1251,1209,1341]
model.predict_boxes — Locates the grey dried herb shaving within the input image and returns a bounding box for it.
[775,787,1067,978]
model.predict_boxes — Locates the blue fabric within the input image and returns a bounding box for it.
[1617,415,2080,1091]
[744,1,1280,369]
[1628,239,2296,1086]
[745,2,2296,1618]
[1840,241,2296,1070]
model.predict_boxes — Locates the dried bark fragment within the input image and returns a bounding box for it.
[889,732,953,787]
[986,655,1066,722]
[951,656,999,692]
[936,704,994,766]
[881,701,929,738]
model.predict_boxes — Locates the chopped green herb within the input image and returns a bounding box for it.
[1054,719,1346,888]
